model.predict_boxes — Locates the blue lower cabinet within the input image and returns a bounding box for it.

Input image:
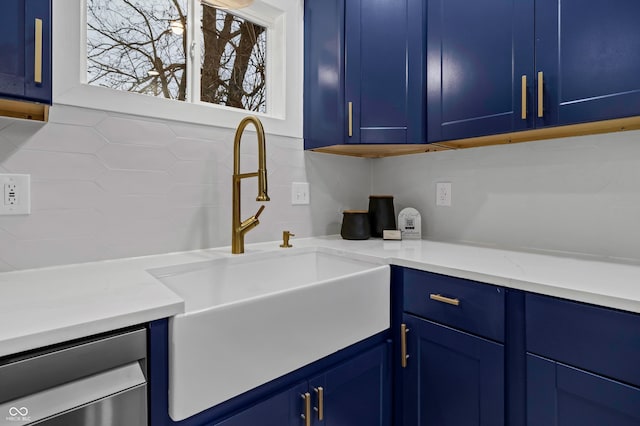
[212,382,308,426]
[214,342,391,426]
[310,343,391,426]
[527,354,640,426]
[401,313,504,426]
[149,319,391,426]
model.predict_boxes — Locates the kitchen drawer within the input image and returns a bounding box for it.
[403,269,505,342]
[526,293,640,388]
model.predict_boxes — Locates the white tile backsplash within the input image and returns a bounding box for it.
[372,130,640,262]
[3,103,636,270]
[0,105,370,271]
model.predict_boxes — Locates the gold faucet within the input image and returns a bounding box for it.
[231,116,270,254]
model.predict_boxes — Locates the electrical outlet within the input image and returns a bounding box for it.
[0,174,30,215]
[291,182,310,205]
[436,182,451,207]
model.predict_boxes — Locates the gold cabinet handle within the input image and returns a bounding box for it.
[34,18,43,84]
[348,101,353,137]
[521,75,527,120]
[300,392,311,426]
[401,323,409,368]
[314,387,324,420]
[537,71,544,118]
[429,293,460,306]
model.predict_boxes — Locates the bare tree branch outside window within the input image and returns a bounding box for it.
[87,0,266,112]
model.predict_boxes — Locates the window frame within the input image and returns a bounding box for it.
[53,0,302,138]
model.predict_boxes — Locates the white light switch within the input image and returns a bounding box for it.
[291,182,310,205]
[0,174,31,215]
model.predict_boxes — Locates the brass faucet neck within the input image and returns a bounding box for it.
[232,116,269,254]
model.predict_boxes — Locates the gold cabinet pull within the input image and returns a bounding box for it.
[429,293,460,306]
[521,75,527,120]
[34,18,43,84]
[537,71,544,118]
[401,323,409,368]
[301,392,311,426]
[348,101,353,137]
[314,387,324,420]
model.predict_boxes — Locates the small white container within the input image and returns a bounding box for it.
[398,207,421,239]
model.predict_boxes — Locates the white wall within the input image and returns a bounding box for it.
[372,130,640,262]
[0,105,370,271]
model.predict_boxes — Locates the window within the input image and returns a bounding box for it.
[53,0,302,138]
[87,0,267,112]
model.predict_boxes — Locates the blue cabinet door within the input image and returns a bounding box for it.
[345,0,424,145]
[0,0,51,103]
[213,382,309,426]
[304,0,425,149]
[402,314,504,426]
[309,342,391,426]
[527,354,640,426]
[535,0,640,127]
[427,0,534,142]
[303,0,345,150]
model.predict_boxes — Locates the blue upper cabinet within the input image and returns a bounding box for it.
[304,0,425,149]
[427,0,534,142]
[535,0,640,127]
[428,0,640,143]
[0,0,51,104]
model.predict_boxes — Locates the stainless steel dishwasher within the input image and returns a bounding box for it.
[0,327,148,425]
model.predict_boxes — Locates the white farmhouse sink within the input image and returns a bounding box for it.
[148,247,390,421]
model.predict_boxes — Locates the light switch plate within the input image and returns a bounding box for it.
[1,174,31,215]
[291,182,310,205]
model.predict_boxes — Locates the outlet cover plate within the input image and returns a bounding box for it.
[436,182,451,207]
[1,174,30,215]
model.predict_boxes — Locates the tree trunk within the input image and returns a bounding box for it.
[226,22,265,109]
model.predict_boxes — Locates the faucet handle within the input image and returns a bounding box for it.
[254,205,265,219]
[280,230,295,248]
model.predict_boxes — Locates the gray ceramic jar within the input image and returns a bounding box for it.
[340,210,371,240]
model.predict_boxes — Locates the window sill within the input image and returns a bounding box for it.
[54,83,299,138]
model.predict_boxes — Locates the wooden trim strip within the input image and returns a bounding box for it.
[311,116,640,157]
[0,99,49,122]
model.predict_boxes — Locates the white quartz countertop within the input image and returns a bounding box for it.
[2,235,640,358]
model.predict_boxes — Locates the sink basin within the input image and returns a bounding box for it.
[148,247,390,421]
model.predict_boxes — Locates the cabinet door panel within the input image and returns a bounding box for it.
[0,0,26,98]
[427,0,533,141]
[303,0,345,150]
[536,0,640,126]
[527,354,640,426]
[402,314,504,426]
[214,382,308,426]
[346,0,410,144]
[310,342,391,426]
[24,0,51,102]
[0,0,51,103]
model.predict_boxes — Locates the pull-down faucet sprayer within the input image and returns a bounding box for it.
[231,116,269,254]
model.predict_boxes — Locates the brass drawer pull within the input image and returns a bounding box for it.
[537,71,544,118]
[34,18,43,84]
[430,293,460,306]
[301,392,311,426]
[521,75,527,120]
[314,386,324,420]
[401,323,409,368]
[348,101,353,137]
